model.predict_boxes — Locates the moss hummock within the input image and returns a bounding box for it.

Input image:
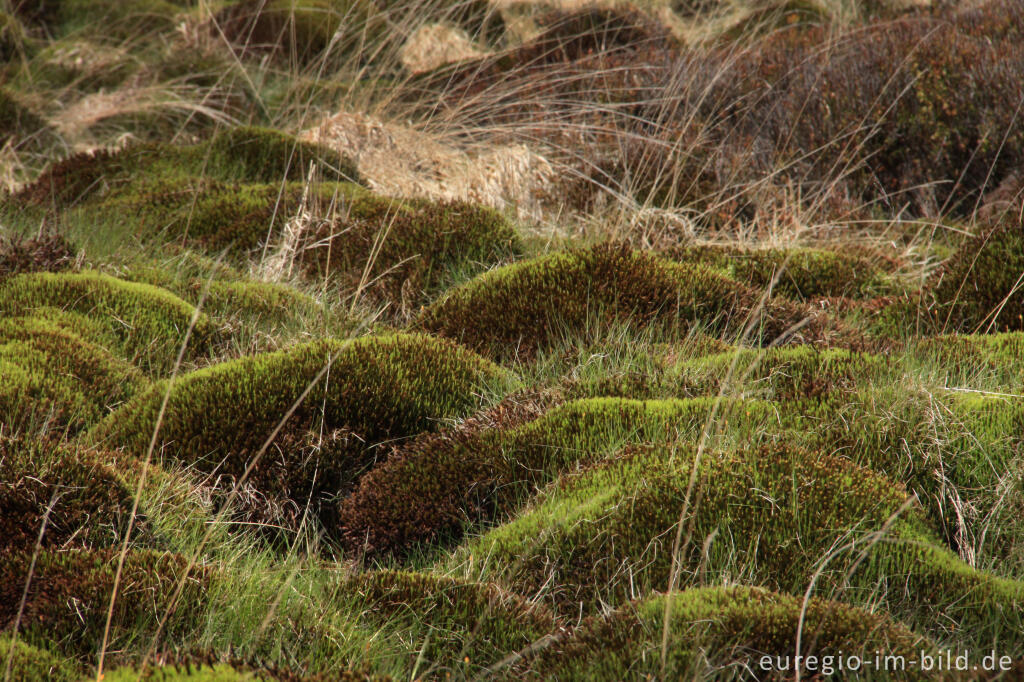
[931,222,1024,332]
[0,436,150,552]
[418,241,858,361]
[339,396,776,556]
[522,586,931,679]
[91,334,508,530]
[666,243,894,301]
[0,271,215,374]
[17,126,360,208]
[452,439,1024,643]
[0,314,145,433]
[0,548,209,660]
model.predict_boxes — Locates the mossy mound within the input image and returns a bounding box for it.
[457,441,910,613]
[339,397,777,556]
[931,222,1024,332]
[17,126,360,208]
[0,271,216,375]
[672,346,892,402]
[61,177,516,315]
[0,314,145,433]
[522,586,930,679]
[800,386,1024,570]
[456,437,1024,640]
[418,242,856,361]
[119,252,354,350]
[91,334,507,531]
[0,636,81,682]
[12,0,191,39]
[342,570,556,672]
[0,548,208,660]
[912,332,1024,385]
[0,436,149,551]
[665,244,894,301]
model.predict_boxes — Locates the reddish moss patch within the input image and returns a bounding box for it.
[0,548,208,660]
[0,232,76,283]
[0,436,149,552]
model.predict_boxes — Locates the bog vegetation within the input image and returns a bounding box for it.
[2,0,1024,679]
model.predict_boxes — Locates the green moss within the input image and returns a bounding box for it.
[666,244,894,301]
[418,242,857,361]
[912,332,1024,386]
[339,396,777,555]
[342,570,556,672]
[0,271,216,374]
[456,441,909,612]
[0,636,81,682]
[0,314,145,433]
[931,223,1024,332]
[78,179,518,315]
[800,386,1024,571]
[671,345,893,402]
[455,439,1024,642]
[524,586,930,679]
[17,126,360,208]
[0,435,149,552]
[91,334,508,531]
[103,666,266,681]
[0,548,208,660]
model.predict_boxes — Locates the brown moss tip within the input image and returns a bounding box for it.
[0,232,77,283]
[0,548,208,660]
[0,435,150,552]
